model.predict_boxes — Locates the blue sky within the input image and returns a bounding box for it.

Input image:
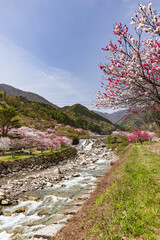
[0,0,159,111]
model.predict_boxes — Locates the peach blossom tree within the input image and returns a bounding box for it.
[96,3,160,122]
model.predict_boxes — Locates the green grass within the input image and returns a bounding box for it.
[105,135,130,155]
[0,147,67,162]
[87,145,160,239]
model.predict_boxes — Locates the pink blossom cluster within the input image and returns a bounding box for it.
[130,3,160,35]
[111,129,156,143]
[96,2,160,115]
[74,128,85,133]
[87,131,95,136]
[0,137,11,152]
[0,136,29,153]
[8,127,72,150]
[127,129,155,143]
[111,131,129,137]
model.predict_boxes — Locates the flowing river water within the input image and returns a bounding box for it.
[0,140,112,240]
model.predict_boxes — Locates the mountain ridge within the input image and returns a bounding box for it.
[61,104,121,134]
[0,83,58,108]
[0,85,120,134]
[93,110,128,123]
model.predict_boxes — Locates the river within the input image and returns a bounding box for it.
[0,139,115,240]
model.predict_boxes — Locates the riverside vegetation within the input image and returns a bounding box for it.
[86,144,160,239]
[55,142,160,240]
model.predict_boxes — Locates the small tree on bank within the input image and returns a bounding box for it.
[96,3,160,123]
[0,107,20,137]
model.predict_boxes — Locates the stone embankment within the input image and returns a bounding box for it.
[0,140,118,212]
[0,148,77,207]
[0,148,77,178]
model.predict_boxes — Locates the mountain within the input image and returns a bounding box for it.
[94,110,128,123]
[0,84,121,134]
[0,84,58,108]
[0,92,120,134]
[117,110,160,132]
[61,104,121,134]
[0,93,74,130]
[94,109,160,132]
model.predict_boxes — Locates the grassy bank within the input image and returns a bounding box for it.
[87,144,160,239]
[0,147,68,162]
[0,147,77,177]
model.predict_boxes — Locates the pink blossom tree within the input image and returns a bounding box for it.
[127,129,155,143]
[10,138,27,157]
[111,129,156,143]
[0,137,11,155]
[10,127,72,153]
[96,2,160,123]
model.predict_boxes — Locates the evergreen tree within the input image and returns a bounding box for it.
[0,107,20,136]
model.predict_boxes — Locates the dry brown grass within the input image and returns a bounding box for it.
[145,142,160,156]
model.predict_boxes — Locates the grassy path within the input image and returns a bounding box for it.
[87,145,160,239]
[55,144,160,240]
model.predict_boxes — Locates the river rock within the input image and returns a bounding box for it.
[0,191,5,196]
[92,158,98,163]
[101,144,106,147]
[62,207,79,215]
[34,223,65,238]
[72,173,81,177]
[90,166,96,170]
[1,199,11,206]
[52,167,60,176]
[28,196,37,201]
[0,207,3,215]
[46,182,52,187]
[61,184,66,187]
[64,176,69,180]
[4,212,12,216]
[38,207,52,216]
[80,160,87,166]
[12,206,25,214]
[0,192,5,201]
[17,181,23,186]
[110,160,116,165]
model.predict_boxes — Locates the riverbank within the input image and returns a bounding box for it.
[0,140,117,208]
[0,139,119,240]
[55,144,160,240]
[0,148,77,207]
[0,147,77,178]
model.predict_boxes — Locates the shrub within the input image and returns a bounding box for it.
[105,135,129,155]
[105,135,116,144]
[72,137,79,145]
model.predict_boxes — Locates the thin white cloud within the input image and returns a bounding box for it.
[0,36,87,107]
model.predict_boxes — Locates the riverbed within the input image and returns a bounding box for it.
[0,139,118,240]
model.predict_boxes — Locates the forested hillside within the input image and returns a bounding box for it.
[117,109,160,133]
[0,93,119,134]
[0,93,74,130]
[61,104,121,134]
[0,84,57,107]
